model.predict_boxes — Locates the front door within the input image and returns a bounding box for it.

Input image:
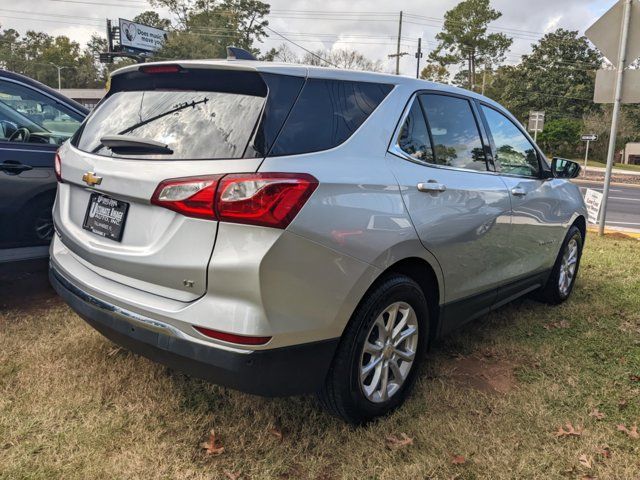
[479,104,564,280]
[388,93,512,329]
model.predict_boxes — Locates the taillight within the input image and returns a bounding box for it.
[193,325,271,346]
[151,175,222,220]
[140,64,182,74]
[151,173,318,229]
[54,151,62,182]
[216,173,318,229]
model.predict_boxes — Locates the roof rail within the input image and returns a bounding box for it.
[226,46,257,61]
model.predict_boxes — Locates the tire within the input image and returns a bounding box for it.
[537,225,583,305]
[317,274,429,424]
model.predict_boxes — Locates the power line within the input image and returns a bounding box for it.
[264,25,339,68]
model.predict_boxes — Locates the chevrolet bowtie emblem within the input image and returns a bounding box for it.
[82,171,102,187]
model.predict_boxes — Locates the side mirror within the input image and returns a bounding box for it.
[551,157,581,179]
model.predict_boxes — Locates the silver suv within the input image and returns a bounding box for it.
[50,59,586,423]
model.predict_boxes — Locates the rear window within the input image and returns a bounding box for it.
[76,90,264,159]
[269,79,392,156]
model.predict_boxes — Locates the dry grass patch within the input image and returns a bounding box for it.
[1,234,639,479]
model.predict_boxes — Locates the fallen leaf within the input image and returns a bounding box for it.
[224,471,240,480]
[201,429,225,456]
[555,423,583,437]
[385,433,414,450]
[581,476,596,480]
[630,374,640,383]
[579,454,592,469]
[107,347,123,357]
[544,320,571,330]
[589,408,605,420]
[451,454,466,465]
[596,445,611,459]
[618,399,628,410]
[617,424,639,439]
[269,426,283,441]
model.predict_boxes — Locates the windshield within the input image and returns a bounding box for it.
[75,90,265,159]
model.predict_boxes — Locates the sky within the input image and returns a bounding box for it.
[0,0,617,75]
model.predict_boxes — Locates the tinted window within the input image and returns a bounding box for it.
[0,79,83,146]
[398,100,434,163]
[76,90,264,159]
[482,105,539,177]
[269,79,392,156]
[419,94,487,171]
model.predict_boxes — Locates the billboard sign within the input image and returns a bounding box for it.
[119,19,167,53]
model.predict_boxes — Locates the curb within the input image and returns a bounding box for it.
[587,226,640,240]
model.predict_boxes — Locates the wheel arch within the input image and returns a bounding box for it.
[572,215,587,240]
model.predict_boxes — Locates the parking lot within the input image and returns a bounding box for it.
[2,233,638,480]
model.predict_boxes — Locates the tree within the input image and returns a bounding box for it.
[489,29,602,122]
[151,0,270,59]
[419,63,449,83]
[429,0,512,91]
[133,11,171,29]
[537,118,581,156]
[300,49,382,71]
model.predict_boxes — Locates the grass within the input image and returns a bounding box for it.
[1,234,639,479]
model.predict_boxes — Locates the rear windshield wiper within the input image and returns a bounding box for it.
[98,135,174,155]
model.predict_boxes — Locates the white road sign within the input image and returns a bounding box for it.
[584,189,604,225]
[581,134,598,141]
[594,69,640,104]
[119,19,167,53]
[585,0,640,67]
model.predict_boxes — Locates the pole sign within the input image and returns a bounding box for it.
[584,189,604,224]
[581,134,598,142]
[528,111,545,132]
[119,19,167,53]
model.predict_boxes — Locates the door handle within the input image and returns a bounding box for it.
[0,161,32,174]
[417,181,447,193]
[511,187,527,197]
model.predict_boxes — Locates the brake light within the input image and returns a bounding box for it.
[151,175,222,220]
[216,173,318,229]
[193,326,271,345]
[54,151,62,182]
[140,64,182,74]
[151,173,318,229]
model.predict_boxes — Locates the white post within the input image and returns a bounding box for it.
[583,139,590,177]
[599,0,632,235]
[533,114,539,143]
[57,67,62,90]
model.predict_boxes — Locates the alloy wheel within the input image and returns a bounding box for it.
[359,301,419,403]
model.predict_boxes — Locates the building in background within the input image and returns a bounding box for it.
[59,89,105,110]
[623,143,640,165]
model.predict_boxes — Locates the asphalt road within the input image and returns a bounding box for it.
[574,180,640,230]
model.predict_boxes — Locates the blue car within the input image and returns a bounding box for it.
[0,70,88,263]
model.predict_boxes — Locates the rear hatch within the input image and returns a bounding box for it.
[54,63,305,301]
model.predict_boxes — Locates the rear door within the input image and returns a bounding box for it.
[55,66,304,301]
[478,103,563,280]
[388,92,512,319]
[0,76,83,254]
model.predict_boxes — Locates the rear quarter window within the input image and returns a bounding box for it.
[268,79,392,156]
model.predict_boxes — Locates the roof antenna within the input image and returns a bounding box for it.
[226,46,257,61]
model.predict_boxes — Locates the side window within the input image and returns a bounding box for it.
[419,94,487,172]
[481,105,540,177]
[269,79,392,156]
[0,79,83,146]
[398,99,434,163]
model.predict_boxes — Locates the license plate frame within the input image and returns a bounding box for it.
[82,193,130,242]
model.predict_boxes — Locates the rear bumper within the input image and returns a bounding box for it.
[50,265,339,397]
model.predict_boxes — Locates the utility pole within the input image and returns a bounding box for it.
[49,63,68,90]
[599,0,632,236]
[415,37,423,79]
[395,11,403,75]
